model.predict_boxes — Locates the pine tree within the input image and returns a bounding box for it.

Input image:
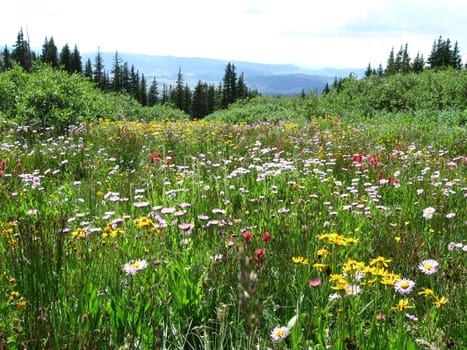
[129,65,139,99]
[12,28,33,71]
[59,43,72,73]
[364,62,373,77]
[385,47,396,75]
[191,81,208,119]
[376,63,384,76]
[412,52,425,73]
[451,41,462,69]
[236,72,248,100]
[84,59,93,79]
[1,45,13,71]
[222,63,237,108]
[70,45,82,74]
[147,77,159,106]
[40,36,59,67]
[111,51,123,92]
[400,43,411,73]
[139,74,147,106]
[172,67,185,110]
[93,48,106,89]
[322,83,330,95]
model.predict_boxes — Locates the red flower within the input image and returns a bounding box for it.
[0,159,6,170]
[261,232,271,243]
[243,230,252,242]
[255,248,265,262]
[150,153,162,163]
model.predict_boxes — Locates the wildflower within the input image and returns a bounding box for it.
[316,248,329,257]
[292,256,309,265]
[16,297,27,310]
[375,313,386,321]
[308,278,322,287]
[255,248,265,262]
[418,259,439,275]
[9,291,20,300]
[418,288,435,298]
[405,313,418,321]
[433,296,448,309]
[447,242,456,251]
[380,273,401,286]
[270,326,289,342]
[133,201,150,208]
[369,256,392,268]
[123,259,148,275]
[394,278,416,294]
[243,230,252,242]
[422,207,436,220]
[328,293,341,301]
[313,262,327,272]
[345,284,362,296]
[261,232,271,242]
[391,298,414,312]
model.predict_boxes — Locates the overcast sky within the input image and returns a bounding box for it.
[2,0,466,69]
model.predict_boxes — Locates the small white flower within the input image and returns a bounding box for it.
[270,326,289,342]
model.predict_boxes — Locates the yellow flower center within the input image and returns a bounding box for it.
[423,264,433,270]
[400,281,410,289]
[131,261,141,269]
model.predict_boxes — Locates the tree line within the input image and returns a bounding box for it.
[0,28,259,119]
[323,36,466,94]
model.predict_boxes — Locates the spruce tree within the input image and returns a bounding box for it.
[139,74,147,106]
[222,63,237,108]
[12,28,33,71]
[172,67,185,110]
[412,52,425,73]
[147,77,159,106]
[84,59,93,79]
[59,43,72,73]
[70,45,82,74]
[385,47,396,75]
[93,48,106,89]
[41,36,59,67]
[111,51,123,92]
[1,46,13,71]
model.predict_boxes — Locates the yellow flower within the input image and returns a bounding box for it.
[391,298,414,311]
[433,296,448,309]
[369,256,392,268]
[313,263,327,272]
[9,291,20,300]
[380,273,401,286]
[16,297,27,310]
[316,248,329,257]
[292,256,309,265]
[418,288,435,298]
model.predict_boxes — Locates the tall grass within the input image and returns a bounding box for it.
[0,116,465,349]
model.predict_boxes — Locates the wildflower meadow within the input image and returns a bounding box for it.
[0,116,465,349]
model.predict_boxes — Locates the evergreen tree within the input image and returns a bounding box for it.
[111,51,123,92]
[147,77,159,106]
[451,41,462,69]
[129,65,140,99]
[12,28,33,71]
[191,81,208,119]
[222,63,237,108]
[1,45,13,71]
[322,83,330,95]
[84,58,93,79]
[412,52,425,73]
[172,67,185,110]
[236,72,248,100]
[93,48,106,89]
[59,43,72,73]
[385,47,396,75]
[400,43,411,73]
[121,62,131,93]
[40,36,59,67]
[206,84,216,115]
[70,45,82,74]
[376,63,384,76]
[365,62,376,77]
[139,74,147,106]
[161,83,170,104]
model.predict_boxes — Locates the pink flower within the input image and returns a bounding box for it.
[261,232,271,243]
[255,248,265,262]
[308,278,322,287]
[243,230,252,242]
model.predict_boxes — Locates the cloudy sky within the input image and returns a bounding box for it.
[2,0,466,68]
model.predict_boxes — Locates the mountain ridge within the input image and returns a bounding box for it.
[81,52,365,96]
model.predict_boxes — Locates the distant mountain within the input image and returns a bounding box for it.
[81,52,364,96]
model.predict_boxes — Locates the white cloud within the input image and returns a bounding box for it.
[1,0,466,68]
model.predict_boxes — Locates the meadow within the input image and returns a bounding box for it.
[0,115,465,349]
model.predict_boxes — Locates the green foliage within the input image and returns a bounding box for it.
[0,64,189,131]
[320,69,467,120]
